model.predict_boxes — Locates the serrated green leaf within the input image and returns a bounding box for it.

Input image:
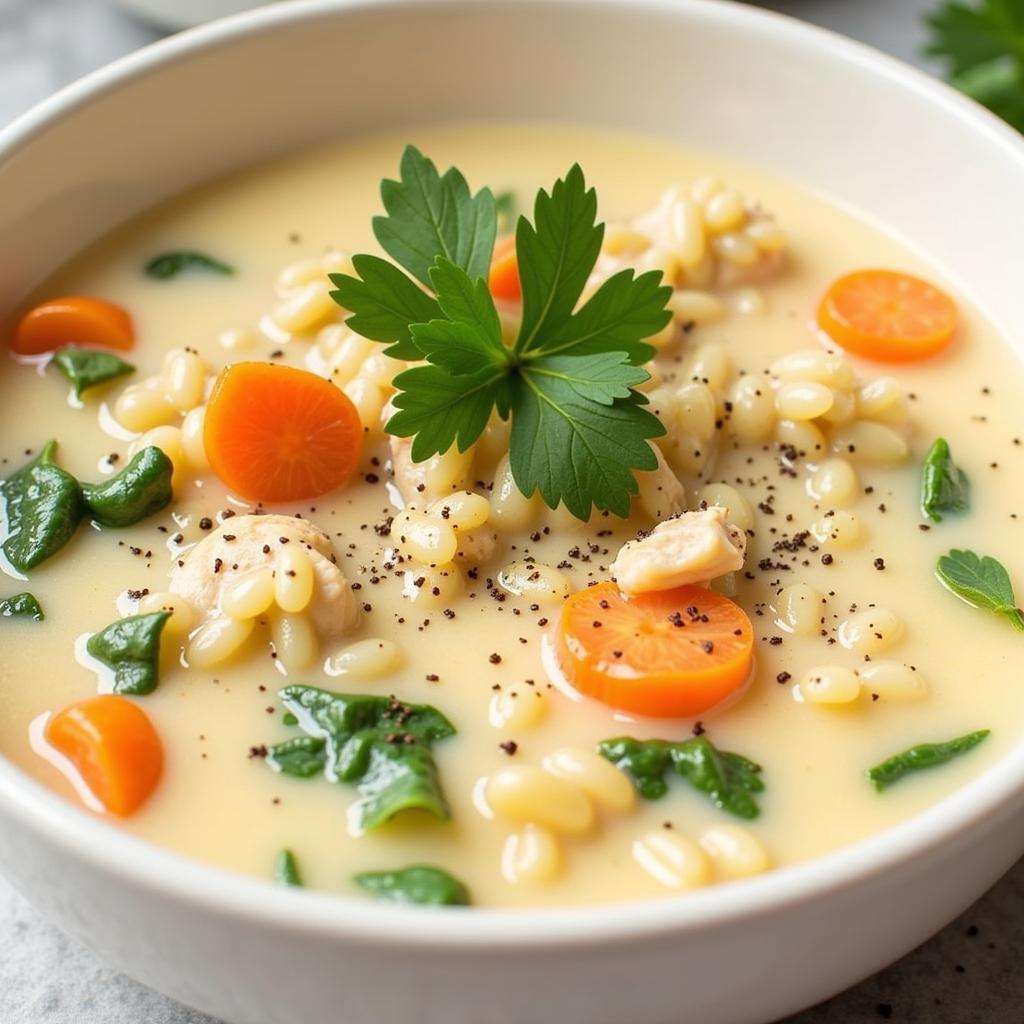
[515,164,603,357]
[329,253,441,360]
[936,548,1024,630]
[510,353,663,519]
[373,145,496,287]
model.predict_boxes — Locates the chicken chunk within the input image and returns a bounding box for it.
[169,514,359,639]
[611,507,746,594]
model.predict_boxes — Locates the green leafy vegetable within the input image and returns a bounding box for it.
[52,346,135,398]
[925,0,1024,131]
[494,189,517,233]
[82,447,174,528]
[936,548,1024,630]
[0,592,44,621]
[598,735,764,820]
[274,849,303,887]
[144,250,235,280]
[335,152,671,520]
[373,145,497,288]
[921,437,970,522]
[1,441,84,573]
[265,686,456,832]
[86,611,170,695]
[867,730,991,791]
[354,865,470,906]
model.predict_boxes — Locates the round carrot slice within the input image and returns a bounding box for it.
[204,361,363,503]
[488,236,521,302]
[817,269,957,363]
[556,581,754,718]
[11,296,135,355]
[46,695,163,817]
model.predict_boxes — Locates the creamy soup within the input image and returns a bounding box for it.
[2,123,1022,908]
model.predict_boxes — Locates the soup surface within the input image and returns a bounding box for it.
[2,123,1022,907]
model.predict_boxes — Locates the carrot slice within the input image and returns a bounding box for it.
[556,581,754,718]
[488,236,521,302]
[204,361,363,503]
[46,695,163,817]
[11,296,135,355]
[817,269,957,362]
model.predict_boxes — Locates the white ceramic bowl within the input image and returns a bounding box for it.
[2,3,1023,1023]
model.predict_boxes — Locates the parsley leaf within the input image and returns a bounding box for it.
[925,0,1024,131]
[920,437,970,522]
[373,145,497,287]
[936,548,1024,630]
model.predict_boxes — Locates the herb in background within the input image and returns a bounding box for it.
[925,0,1024,131]
[354,865,470,906]
[330,148,672,520]
[86,611,170,695]
[52,347,135,398]
[266,686,456,832]
[0,441,84,573]
[920,437,969,522]
[936,548,1024,630]
[868,730,991,790]
[598,735,764,819]
[495,189,517,233]
[274,849,303,887]
[145,250,235,280]
[0,592,44,621]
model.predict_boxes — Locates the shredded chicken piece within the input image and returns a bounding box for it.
[611,507,746,594]
[169,514,359,638]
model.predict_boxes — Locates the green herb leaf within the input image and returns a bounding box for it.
[274,849,303,887]
[599,735,764,819]
[145,250,235,280]
[52,346,135,398]
[329,253,441,360]
[1,441,84,573]
[265,686,456,832]
[867,729,990,791]
[86,611,170,695]
[266,735,327,778]
[373,145,497,288]
[920,437,970,522]
[494,190,517,233]
[511,354,663,519]
[0,592,44,621]
[936,548,1024,630]
[924,0,1024,131]
[354,865,470,906]
[81,447,174,528]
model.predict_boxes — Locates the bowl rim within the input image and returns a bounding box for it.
[2,0,1024,949]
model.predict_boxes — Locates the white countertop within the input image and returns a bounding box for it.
[2,1,1022,1022]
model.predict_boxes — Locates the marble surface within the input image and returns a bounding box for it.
[2,1,1022,1022]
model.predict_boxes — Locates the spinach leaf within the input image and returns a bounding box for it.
[274,849,303,887]
[354,865,470,906]
[599,735,764,819]
[868,730,990,791]
[52,346,135,398]
[0,592,44,621]
[86,611,170,695]
[144,250,235,280]
[920,438,969,522]
[265,685,456,832]
[936,549,1024,631]
[82,447,174,528]
[1,441,84,573]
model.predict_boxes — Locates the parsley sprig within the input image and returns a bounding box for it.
[329,148,672,519]
[925,0,1024,131]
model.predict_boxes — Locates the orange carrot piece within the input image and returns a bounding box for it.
[46,695,163,817]
[556,581,754,718]
[204,361,363,503]
[817,269,957,363]
[488,236,521,302]
[11,296,135,355]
